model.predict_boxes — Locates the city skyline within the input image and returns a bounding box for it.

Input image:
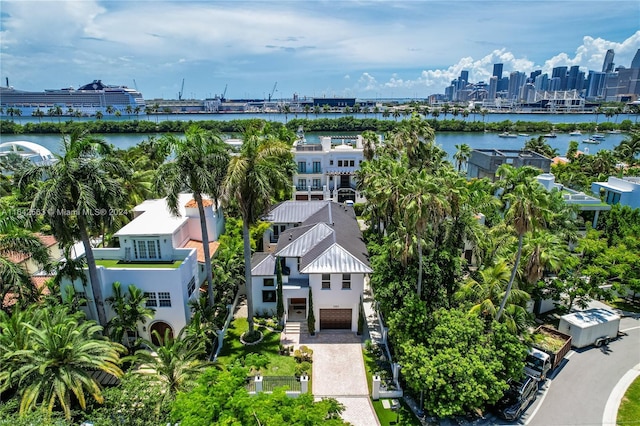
[1,1,639,100]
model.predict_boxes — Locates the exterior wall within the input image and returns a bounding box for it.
[69,248,199,342]
[591,177,640,210]
[467,150,552,181]
[293,136,366,203]
[309,272,364,333]
[252,275,278,316]
[185,204,225,242]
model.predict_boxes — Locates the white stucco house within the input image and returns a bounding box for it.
[591,176,640,210]
[292,135,368,203]
[64,193,223,343]
[251,200,372,333]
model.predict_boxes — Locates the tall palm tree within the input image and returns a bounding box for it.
[156,125,230,308]
[402,171,448,297]
[453,143,472,173]
[222,123,294,335]
[494,165,550,321]
[0,305,125,420]
[19,129,128,326]
[361,130,378,161]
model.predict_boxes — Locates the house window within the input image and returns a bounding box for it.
[338,160,343,167]
[312,178,321,190]
[322,273,331,289]
[264,278,275,287]
[158,292,171,307]
[350,160,355,167]
[298,161,306,173]
[606,191,621,205]
[144,292,157,307]
[342,274,351,289]
[312,161,321,173]
[134,240,161,260]
[262,290,276,303]
[329,160,334,166]
[298,179,307,190]
[187,276,196,296]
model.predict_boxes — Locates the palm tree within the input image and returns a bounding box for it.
[156,125,230,308]
[106,281,155,348]
[222,123,294,335]
[19,129,128,326]
[133,328,207,407]
[494,165,550,321]
[0,305,125,420]
[453,143,472,173]
[402,171,448,297]
[0,228,51,309]
[361,130,378,161]
[32,108,44,123]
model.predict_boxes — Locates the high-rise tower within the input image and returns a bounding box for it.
[602,49,615,73]
[631,48,640,69]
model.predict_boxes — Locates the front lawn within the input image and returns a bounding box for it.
[216,318,297,376]
[618,376,640,424]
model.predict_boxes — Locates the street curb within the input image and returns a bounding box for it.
[602,362,640,426]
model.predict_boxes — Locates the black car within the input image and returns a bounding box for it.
[495,376,539,421]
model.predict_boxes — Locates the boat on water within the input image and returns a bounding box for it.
[569,130,582,136]
[0,80,146,116]
[591,134,605,140]
[544,132,558,138]
[519,133,530,137]
[582,138,600,144]
[607,130,622,134]
[498,132,518,138]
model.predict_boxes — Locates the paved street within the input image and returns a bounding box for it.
[526,315,640,426]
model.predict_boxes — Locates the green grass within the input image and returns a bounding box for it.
[94,259,183,269]
[362,346,422,426]
[216,318,297,376]
[372,400,422,426]
[618,376,640,425]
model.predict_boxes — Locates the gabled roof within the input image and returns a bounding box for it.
[263,200,329,224]
[251,252,276,276]
[275,223,334,258]
[301,244,372,274]
[270,201,372,274]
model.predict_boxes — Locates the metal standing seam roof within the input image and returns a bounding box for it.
[267,201,372,275]
[263,200,330,224]
[251,252,276,275]
[275,223,334,258]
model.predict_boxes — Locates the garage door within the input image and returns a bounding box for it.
[320,309,352,330]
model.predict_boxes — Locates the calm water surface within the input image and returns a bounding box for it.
[1,113,632,160]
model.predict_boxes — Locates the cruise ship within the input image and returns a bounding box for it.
[0,80,146,116]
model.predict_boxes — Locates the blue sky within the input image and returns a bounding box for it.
[1,1,639,100]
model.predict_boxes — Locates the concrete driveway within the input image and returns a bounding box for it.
[302,332,380,426]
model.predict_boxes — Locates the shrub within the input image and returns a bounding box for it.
[294,345,313,363]
[295,361,311,377]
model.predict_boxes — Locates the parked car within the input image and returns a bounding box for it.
[495,376,538,421]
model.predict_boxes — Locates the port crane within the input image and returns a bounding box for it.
[268,82,277,102]
[178,78,185,100]
[221,84,227,100]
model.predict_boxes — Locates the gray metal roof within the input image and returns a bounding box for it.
[251,252,275,275]
[275,223,334,258]
[263,200,329,224]
[301,244,373,274]
[270,201,372,274]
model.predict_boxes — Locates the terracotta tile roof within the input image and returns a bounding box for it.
[182,240,220,263]
[5,233,57,264]
[2,275,53,308]
[184,198,214,208]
